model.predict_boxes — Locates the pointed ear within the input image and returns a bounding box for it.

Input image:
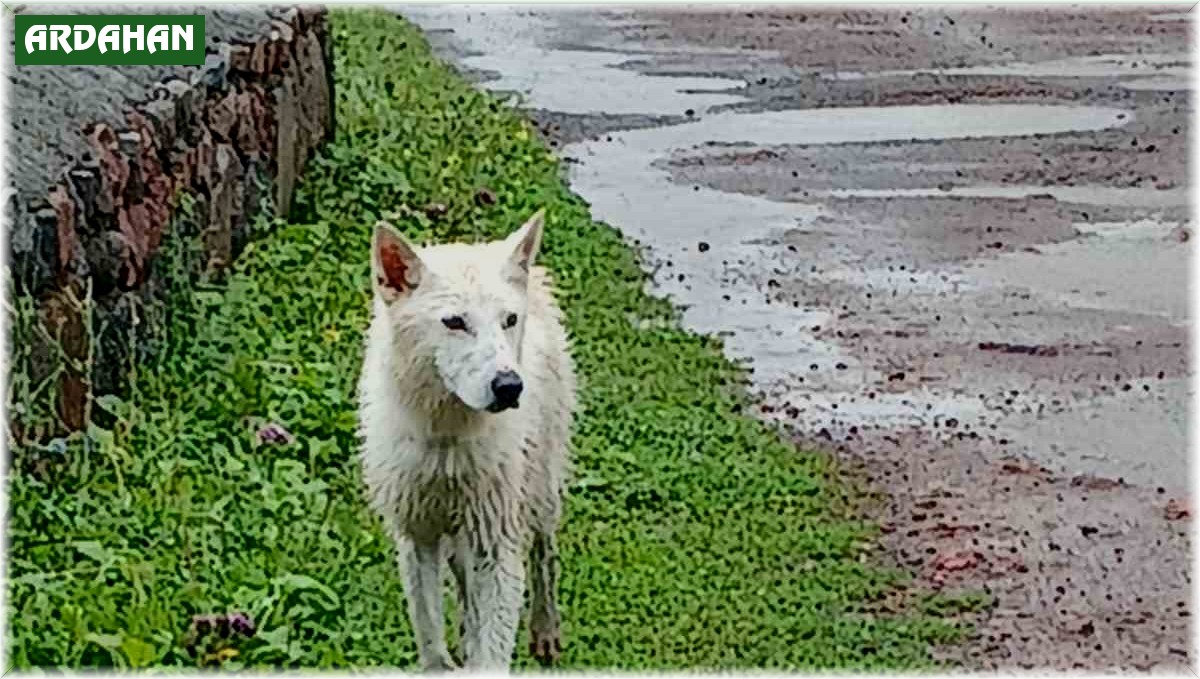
[372,221,424,301]
[504,209,545,283]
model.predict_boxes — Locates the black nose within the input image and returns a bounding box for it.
[489,371,523,411]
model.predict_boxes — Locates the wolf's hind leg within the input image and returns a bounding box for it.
[528,526,563,666]
[526,448,566,666]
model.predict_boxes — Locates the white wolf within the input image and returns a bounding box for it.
[357,210,577,671]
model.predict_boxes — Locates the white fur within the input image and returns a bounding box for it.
[358,211,577,672]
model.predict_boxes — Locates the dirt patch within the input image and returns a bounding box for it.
[819,424,1192,671]
[528,109,689,147]
[608,7,1190,76]
[618,7,1193,670]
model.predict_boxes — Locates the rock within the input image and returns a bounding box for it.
[204,144,245,271]
[7,7,335,440]
[1165,498,1190,521]
[272,79,300,217]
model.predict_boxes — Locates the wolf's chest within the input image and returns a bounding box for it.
[369,437,527,542]
[396,472,468,541]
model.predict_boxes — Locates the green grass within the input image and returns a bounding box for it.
[5,9,969,670]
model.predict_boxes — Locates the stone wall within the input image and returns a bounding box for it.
[6,6,335,437]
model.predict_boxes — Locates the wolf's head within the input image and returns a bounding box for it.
[370,210,546,413]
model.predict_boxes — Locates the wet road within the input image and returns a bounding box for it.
[401,6,1192,671]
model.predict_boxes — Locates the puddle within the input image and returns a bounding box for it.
[645,104,1130,148]
[684,295,846,386]
[965,224,1190,321]
[819,265,978,296]
[823,52,1191,89]
[1118,76,1192,91]
[397,5,555,57]
[822,184,1187,208]
[403,5,747,115]
[1075,218,1187,241]
[463,50,744,115]
[768,386,992,432]
[1150,12,1194,21]
[937,53,1189,79]
[1001,378,1190,492]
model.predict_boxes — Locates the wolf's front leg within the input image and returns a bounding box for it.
[461,541,525,670]
[446,536,470,664]
[397,537,456,672]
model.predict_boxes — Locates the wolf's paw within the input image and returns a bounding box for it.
[529,625,562,666]
[422,653,459,673]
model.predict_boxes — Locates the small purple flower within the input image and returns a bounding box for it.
[229,612,257,637]
[256,422,295,446]
[187,611,257,654]
[192,614,218,635]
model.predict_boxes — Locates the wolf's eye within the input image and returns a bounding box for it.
[503,313,518,329]
[442,315,468,331]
